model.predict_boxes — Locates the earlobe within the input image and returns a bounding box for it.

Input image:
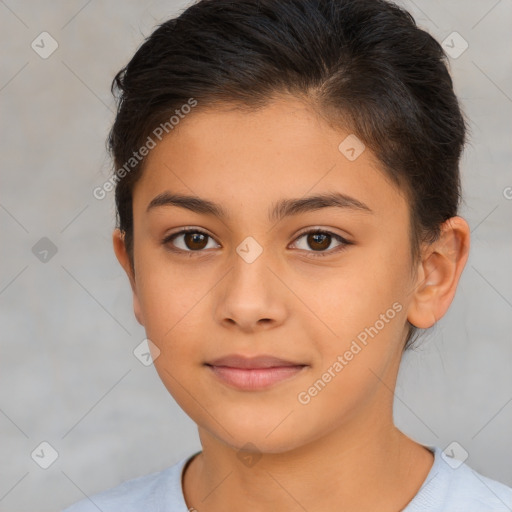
[112,228,145,326]
[407,216,470,329]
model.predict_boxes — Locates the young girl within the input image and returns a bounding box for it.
[64,0,512,510]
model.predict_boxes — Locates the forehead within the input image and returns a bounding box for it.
[133,96,408,223]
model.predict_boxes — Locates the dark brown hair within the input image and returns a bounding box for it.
[107,0,468,351]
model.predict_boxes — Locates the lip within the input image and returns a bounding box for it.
[206,365,307,391]
[206,354,305,369]
[205,354,308,391]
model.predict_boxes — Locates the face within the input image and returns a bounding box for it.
[116,96,422,454]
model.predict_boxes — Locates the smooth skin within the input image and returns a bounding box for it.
[113,95,470,512]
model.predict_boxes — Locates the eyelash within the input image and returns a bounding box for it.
[161,227,352,258]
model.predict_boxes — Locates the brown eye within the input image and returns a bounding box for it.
[183,232,208,250]
[291,229,351,257]
[307,232,331,251]
[163,229,219,253]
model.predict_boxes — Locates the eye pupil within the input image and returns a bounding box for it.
[185,232,208,250]
[308,233,330,251]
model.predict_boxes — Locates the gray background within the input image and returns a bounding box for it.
[0,1,511,510]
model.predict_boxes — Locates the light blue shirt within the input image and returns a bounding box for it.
[62,445,512,511]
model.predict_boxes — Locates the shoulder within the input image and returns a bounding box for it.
[405,446,512,512]
[61,452,196,512]
[443,459,512,511]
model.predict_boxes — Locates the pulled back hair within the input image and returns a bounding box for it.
[108,0,468,351]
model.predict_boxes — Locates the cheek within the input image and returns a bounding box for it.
[297,243,411,363]
[134,254,201,346]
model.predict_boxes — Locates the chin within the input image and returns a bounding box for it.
[207,418,313,456]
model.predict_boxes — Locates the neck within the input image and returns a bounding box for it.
[183,406,433,512]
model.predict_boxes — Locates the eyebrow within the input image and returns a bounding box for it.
[146,191,373,222]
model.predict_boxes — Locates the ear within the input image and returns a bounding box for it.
[407,216,470,329]
[112,228,145,326]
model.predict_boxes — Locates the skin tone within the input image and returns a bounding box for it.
[113,95,470,512]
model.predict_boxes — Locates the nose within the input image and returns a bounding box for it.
[214,245,288,333]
